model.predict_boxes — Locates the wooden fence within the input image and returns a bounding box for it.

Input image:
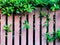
[1,8,60,45]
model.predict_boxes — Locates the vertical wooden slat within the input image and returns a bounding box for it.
[35,8,40,45]
[15,15,19,45]
[21,15,26,45]
[56,10,60,45]
[42,15,46,45]
[49,12,53,45]
[1,15,5,45]
[40,8,46,45]
[28,12,33,45]
[7,15,12,45]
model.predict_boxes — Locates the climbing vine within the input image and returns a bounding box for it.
[45,28,60,42]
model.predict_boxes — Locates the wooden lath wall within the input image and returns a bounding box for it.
[1,8,60,45]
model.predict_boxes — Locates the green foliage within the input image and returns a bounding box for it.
[0,0,60,16]
[51,4,59,11]
[34,0,60,11]
[45,33,54,42]
[43,14,51,27]
[22,20,30,30]
[56,28,60,38]
[0,0,35,16]
[35,0,49,6]
[2,7,14,16]
[3,24,11,33]
[45,28,60,42]
[40,11,47,17]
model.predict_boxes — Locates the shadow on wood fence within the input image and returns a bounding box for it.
[1,8,60,45]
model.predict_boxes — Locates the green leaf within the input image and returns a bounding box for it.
[3,24,11,32]
[57,28,60,37]
[51,6,55,11]
[45,33,54,42]
[8,14,11,16]
[22,20,30,30]
[43,22,48,27]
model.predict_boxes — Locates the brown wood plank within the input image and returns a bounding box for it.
[56,10,60,45]
[42,10,46,45]
[21,15,26,45]
[1,15,6,45]
[7,15,12,45]
[28,12,34,45]
[49,11,53,45]
[42,17,46,45]
[35,9,40,45]
[15,15,20,45]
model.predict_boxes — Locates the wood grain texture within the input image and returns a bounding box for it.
[1,9,60,45]
[7,15,12,45]
[1,15,5,45]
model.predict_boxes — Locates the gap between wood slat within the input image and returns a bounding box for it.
[53,11,56,45]
[5,15,8,45]
[46,10,49,45]
[12,14,15,45]
[33,11,35,45]
[40,8,42,45]
[19,15,22,45]
[26,14,29,45]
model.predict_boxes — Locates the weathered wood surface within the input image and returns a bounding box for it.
[1,9,60,45]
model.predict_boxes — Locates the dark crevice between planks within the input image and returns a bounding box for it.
[40,8,42,45]
[46,10,49,45]
[12,14,15,45]
[26,14,29,45]
[5,15,8,45]
[53,11,56,45]
[19,15,22,45]
[33,11,35,45]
